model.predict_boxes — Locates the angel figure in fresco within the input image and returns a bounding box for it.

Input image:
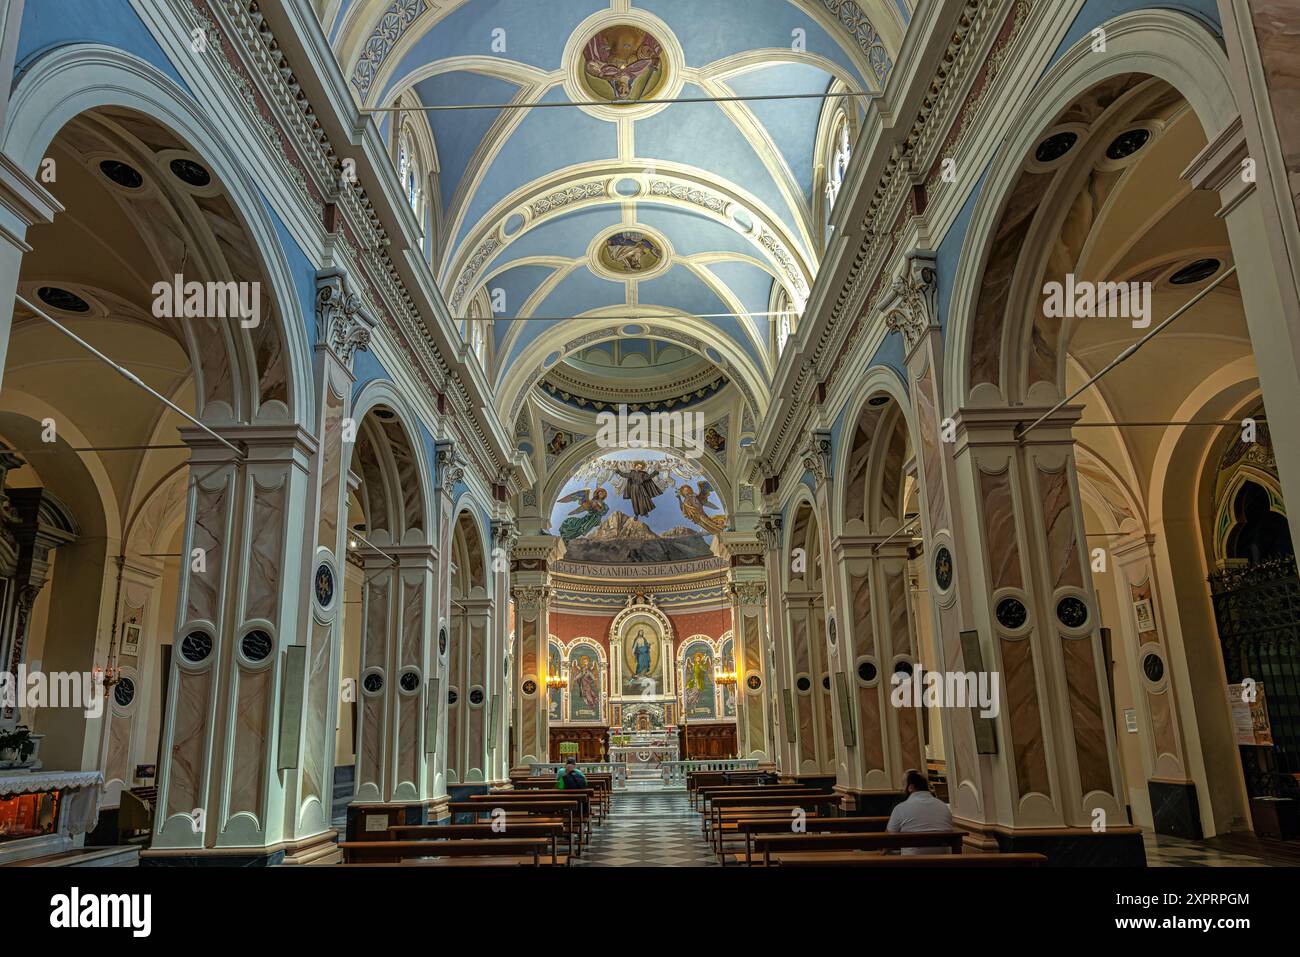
[605,233,658,272]
[614,461,665,520]
[684,651,709,712]
[557,487,608,542]
[584,27,663,102]
[677,481,727,535]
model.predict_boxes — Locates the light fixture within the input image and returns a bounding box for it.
[93,663,123,695]
[715,669,738,687]
[545,672,566,690]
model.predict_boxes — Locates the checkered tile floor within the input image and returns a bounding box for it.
[1143,831,1273,867]
[577,790,718,867]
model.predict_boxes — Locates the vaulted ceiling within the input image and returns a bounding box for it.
[323,0,912,419]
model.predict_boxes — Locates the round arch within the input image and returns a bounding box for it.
[5,44,314,428]
[350,380,435,546]
[943,9,1238,413]
[832,365,914,536]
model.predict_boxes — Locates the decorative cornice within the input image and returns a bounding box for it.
[350,0,429,100]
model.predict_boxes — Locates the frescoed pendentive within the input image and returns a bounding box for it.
[581,25,666,103]
[599,230,663,273]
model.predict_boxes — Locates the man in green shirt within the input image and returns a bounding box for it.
[557,757,587,789]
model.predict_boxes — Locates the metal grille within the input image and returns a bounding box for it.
[1210,555,1300,798]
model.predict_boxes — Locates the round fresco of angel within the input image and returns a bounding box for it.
[580,25,666,104]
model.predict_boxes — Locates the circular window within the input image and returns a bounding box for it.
[180,631,212,664]
[795,675,812,693]
[113,676,136,708]
[821,674,831,691]
[448,688,459,705]
[745,674,762,691]
[868,394,891,407]
[313,562,336,610]
[1056,596,1089,630]
[438,627,448,657]
[99,159,144,188]
[1035,130,1078,164]
[858,660,878,683]
[1169,258,1221,285]
[1142,653,1165,683]
[37,286,91,313]
[894,660,914,678]
[934,547,954,591]
[169,157,212,187]
[522,679,537,696]
[241,630,273,662]
[827,618,837,647]
[996,597,1028,630]
[362,672,384,695]
[1106,128,1150,161]
[399,671,419,693]
[469,688,485,706]
[504,658,510,678]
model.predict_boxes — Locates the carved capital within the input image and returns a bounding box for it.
[757,513,783,552]
[882,252,938,353]
[491,519,519,559]
[731,581,767,606]
[511,584,548,613]
[316,269,375,369]
[435,440,465,495]
[800,430,832,484]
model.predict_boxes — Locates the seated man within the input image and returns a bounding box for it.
[557,757,587,790]
[886,769,954,855]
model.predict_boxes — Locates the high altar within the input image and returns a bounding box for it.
[605,603,679,778]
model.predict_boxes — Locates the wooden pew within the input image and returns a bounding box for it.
[697,784,831,819]
[387,822,570,865]
[513,776,612,821]
[725,816,891,866]
[471,791,594,842]
[687,770,770,807]
[448,799,582,858]
[340,837,551,865]
[772,851,1048,867]
[706,794,839,847]
[753,830,968,865]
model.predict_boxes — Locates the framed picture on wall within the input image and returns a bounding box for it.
[122,622,142,657]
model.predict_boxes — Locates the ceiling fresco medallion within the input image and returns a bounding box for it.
[581,25,667,104]
[599,230,664,274]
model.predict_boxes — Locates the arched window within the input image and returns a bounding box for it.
[397,123,425,250]
[825,112,852,213]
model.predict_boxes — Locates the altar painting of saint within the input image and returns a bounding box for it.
[622,625,661,696]
[569,646,601,721]
[682,643,715,719]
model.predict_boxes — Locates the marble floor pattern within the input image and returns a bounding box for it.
[1142,831,1282,867]
[577,790,719,867]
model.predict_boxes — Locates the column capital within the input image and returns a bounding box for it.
[1182,114,1254,217]
[0,152,62,254]
[491,518,519,558]
[800,430,833,485]
[757,513,783,552]
[881,250,938,356]
[434,439,465,495]
[509,584,549,613]
[953,403,1082,452]
[730,580,768,606]
[830,533,912,562]
[315,269,375,370]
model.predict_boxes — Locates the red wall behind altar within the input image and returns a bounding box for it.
[547,607,733,648]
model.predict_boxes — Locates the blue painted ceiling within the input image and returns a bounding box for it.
[332,0,911,403]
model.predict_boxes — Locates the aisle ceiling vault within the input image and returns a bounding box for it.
[323,0,911,418]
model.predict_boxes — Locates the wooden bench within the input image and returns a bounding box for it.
[448,800,582,857]
[687,770,770,807]
[771,851,1047,867]
[387,822,570,865]
[513,777,612,821]
[471,791,594,843]
[340,837,552,866]
[724,816,890,866]
[697,784,831,818]
[753,830,968,865]
[706,794,839,847]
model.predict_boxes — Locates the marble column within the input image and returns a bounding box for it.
[149,422,316,862]
[488,520,518,784]
[887,251,1143,863]
[716,532,772,764]
[759,514,799,778]
[830,533,927,814]
[509,534,562,768]
[1111,534,1201,838]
